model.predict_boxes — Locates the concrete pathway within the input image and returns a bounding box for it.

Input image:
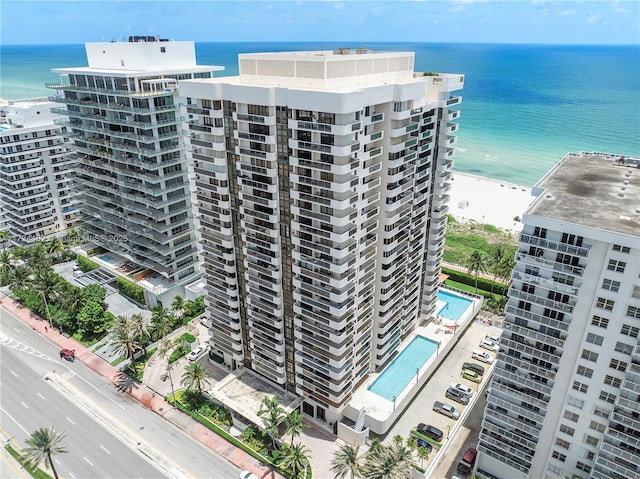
[1,296,283,479]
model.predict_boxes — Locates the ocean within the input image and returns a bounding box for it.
[1,42,638,186]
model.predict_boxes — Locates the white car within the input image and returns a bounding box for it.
[472,350,494,364]
[479,339,499,352]
[188,346,207,361]
[485,334,501,343]
[240,471,259,479]
[450,382,474,397]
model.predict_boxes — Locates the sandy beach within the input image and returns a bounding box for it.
[448,172,536,232]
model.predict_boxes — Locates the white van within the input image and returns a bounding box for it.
[485,333,501,343]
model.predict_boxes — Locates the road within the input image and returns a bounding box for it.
[0,306,241,479]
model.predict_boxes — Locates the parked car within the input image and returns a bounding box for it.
[471,350,494,364]
[59,349,75,362]
[445,387,469,405]
[188,346,207,361]
[410,433,434,452]
[416,423,444,442]
[451,383,474,397]
[462,361,485,375]
[485,334,501,343]
[479,339,499,352]
[456,447,478,475]
[433,401,461,420]
[462,369,482,383]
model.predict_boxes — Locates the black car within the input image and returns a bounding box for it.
[416,423,444,442]
[462,361,485,376]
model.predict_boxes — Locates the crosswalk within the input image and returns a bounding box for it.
[0,335,54,361]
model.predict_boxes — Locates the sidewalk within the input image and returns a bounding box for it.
[1,296,283,479]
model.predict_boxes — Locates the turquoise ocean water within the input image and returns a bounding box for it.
[2,42,638,186]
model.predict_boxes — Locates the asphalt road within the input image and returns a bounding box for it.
[0,306,241,479]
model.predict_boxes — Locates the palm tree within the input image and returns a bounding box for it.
[405,436,417,456]
[31,269,64,304]
[28,243,52,271]
[180,362,212,394]
[284,410,305,446]
[23,427,67,479]
[488,245,506,293]
[0,230,11,251]
[417,446,430,468]
[258,396,286,450]
[387,437,413,478]
[331,443,361,479]
[9,266,30,291]
[108,315,145,368]
[280,442,310,479]
[45,237,65,262]
[62,286,86,318]
[171,295,185,319]
[0,249,18,276]
[496,255,516,297]
[150,305,174,339]
[465,250,488,293]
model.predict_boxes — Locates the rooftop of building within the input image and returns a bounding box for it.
[528,152,640,237]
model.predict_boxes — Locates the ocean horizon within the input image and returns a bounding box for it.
[2,42,638,186]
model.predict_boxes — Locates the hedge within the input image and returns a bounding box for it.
[441,267,506,296]
[86,246,106,256]
[411,429,443,449]
[116,277,146,305]
[77,254,99,273]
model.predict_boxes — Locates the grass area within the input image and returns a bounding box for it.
[444,215,518,265]
[110,356,125,366]
[4,444,53,479]
[444,279,501,301]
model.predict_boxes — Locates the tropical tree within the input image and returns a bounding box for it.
[62,286,86,318]
[386,436,413,478]
[465,250,488,293]
[180,362,212,394]
[0,230,11,251]
[405,436,417,456]
[31,269,64,304]
[150,305,174,340]
[280,443,310,479]
[8,266,30,291]
[417,445,430,468]
[258,396,286,450]
[488,245,507,293]
[128,313,149,354]
[108,314,145,368]
[331,443,361,479]
[82,284,107,308]
[28,243,52,271]
[496,255,516,297]
[284,410,305,446]
[171,295,185,319]
[0,250,17,276]
[45,237,65,262]
[23,427,67,479]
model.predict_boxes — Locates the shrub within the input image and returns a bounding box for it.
[441,267,506,296]
[181,332,196,343]
[116,277,146,305]
[86,246,106,257]
[168,344,191,364]
[77,254,99,273]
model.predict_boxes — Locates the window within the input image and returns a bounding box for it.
[621,324,639,337]
[585,435,599,447]
[547,464,561,475]
[612,244,630,253]
[160,46,166,53]
[560,424,575,436]
[593,406,610,419]
[586,451,595,461]
[564,410,579,422]
[604,375,622,388]
[607,259,626,272]
[609,359,627,371]
[586,333,604,346]
[576,462,592,473]
[552,450,566,462]
[576,365,593,378]
[591,315,609,328]
[567,396,584,408]
[599,391,616,404]
[572,381,589,393]
[581,349,598,362]
[627,306,640,319]
[596,297,614,311]
[589,420,606,433]
[601,278,620,292]
[615,342,633,354]
[555,438,570,449]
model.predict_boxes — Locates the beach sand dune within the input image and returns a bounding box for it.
[448,173,535,232]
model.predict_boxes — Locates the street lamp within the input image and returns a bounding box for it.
[39,290,53,329]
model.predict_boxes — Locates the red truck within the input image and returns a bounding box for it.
[456,447,477,476]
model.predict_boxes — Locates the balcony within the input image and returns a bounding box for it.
[520,233,590,257]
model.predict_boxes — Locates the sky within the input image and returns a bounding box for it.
[1,0,639,45]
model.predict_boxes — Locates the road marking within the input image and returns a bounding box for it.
[0,406,30,435]
[166,439,177,447]
[55,459,61,465]
[9,370,18,377]
[66,416,75,425]
[83,456,94,466]
[68,473,76,479]
[37,393,45,400]
[99,445,111,454]
[20,401,29,409]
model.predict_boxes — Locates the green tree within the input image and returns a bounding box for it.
[0,230,11,251]
[417,446,430,468]
[284,410,305,446]
[180,362,212,394]
[258,396,286,450]
[62,286,86,318]
[0,250,17,276]
[8,266,30,291]
[76,301,107,336]
[28,243,52,271]
[23,427,67,479]
[465,250,488,293]
[31,269,64,304]
[488,245,507,293]
[171,295,185,319]
[280,443,310,479]
[45,237,65,262]
[150,305,175,337]
[331,443,361,479]
[108,314,145,368]
[82,283,107,307]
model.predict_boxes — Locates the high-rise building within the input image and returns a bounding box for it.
[47,38,222,298]
[179,49,463,424]
[477,152,640,479]
[0,99,79,244]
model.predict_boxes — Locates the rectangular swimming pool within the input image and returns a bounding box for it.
[99,253,115,263]
[368,336,439,402]
[438,290,473,321]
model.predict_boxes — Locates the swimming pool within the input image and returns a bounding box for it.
[368,336,439,402]
[437,290,473,321]
[99,253,115,263]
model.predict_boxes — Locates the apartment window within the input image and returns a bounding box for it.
[621,324,639,337]
[572,381,589,394]
[559,424,575,436]
[567,396,584,408]
[601,278,620,292]
[552,450,566,462]
[576,365,593,378]
[160,46,166,53]
[632,285,640,298]
[555,438,570,449]
[599,391,616,404]
[609,359,627,371]
[593,406,610,419]
[589,420,606,433]
[576,462,592,473]
[595,297,614,311]
[586,333,604,346]
[591,315,609,328]
[627,306,640,319]
[612,244,630,253]
[607,259,626,272]
[581,349,598,362]
[615,341,633,354]
[584,435,599,447]
[564,410,579,422]
[604,375,622,388]
[547,464,561,475]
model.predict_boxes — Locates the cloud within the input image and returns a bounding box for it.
[586,13,603,24]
